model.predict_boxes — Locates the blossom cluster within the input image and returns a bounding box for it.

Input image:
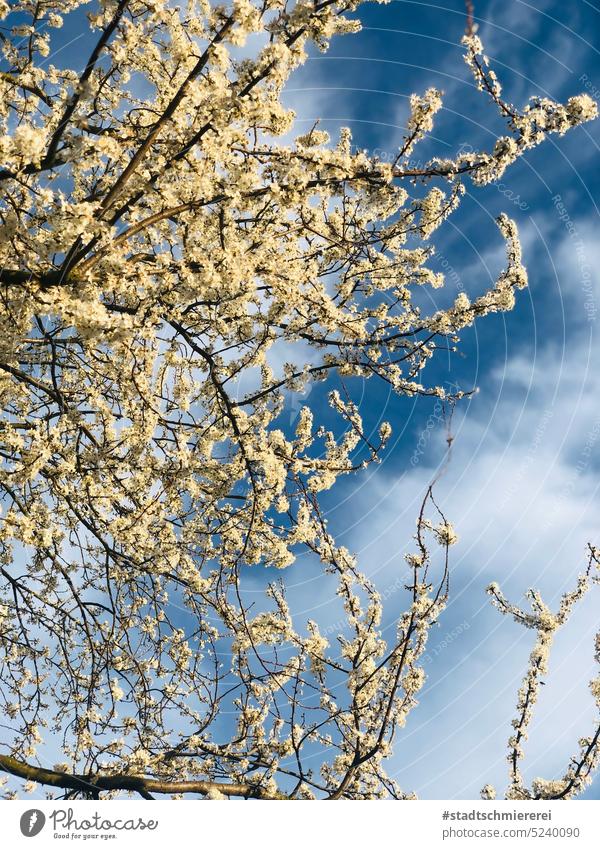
[482,548,600,801]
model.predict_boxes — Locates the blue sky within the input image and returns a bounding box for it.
[276,0,600,799]
[2,0,599,801]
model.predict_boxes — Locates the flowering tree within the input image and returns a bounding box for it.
[0,0,598,801]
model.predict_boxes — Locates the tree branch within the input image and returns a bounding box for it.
[0,755,285,800]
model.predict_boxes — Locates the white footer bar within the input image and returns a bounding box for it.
[1,799,598,848]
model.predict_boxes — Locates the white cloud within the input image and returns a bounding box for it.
[320,218,600,796]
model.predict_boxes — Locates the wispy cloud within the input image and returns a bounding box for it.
[321,213,600,797]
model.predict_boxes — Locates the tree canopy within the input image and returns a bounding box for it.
[0,0,598,800]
